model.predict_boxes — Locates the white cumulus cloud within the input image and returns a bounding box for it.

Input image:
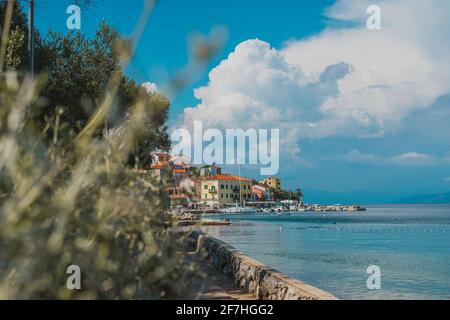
[182,39,349,156]
[335,149,442,167]
[180,0,450,158]
[337,149,384,164]
[390,152,438,167]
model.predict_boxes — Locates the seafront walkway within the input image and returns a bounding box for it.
[191,253,256,300]
[181,230,336,300]
[183,251,255,300]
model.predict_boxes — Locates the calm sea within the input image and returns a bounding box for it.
[202,205,450,300]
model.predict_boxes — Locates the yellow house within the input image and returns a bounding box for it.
[259,176,281,190]
[200,174,252,204]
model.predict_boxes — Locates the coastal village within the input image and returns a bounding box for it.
[145,152,365,215]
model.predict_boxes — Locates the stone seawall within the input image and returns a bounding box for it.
[193,231,337,300]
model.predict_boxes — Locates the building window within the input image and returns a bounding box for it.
[204,194,207,199]
[221,193,223,198]
[225,184,228,189]
[226,194,228,198]
[220,184,224,189]
[204,185,208,190]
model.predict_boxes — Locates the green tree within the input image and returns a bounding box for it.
[1,2,170,167]
[40,23,123,132]
[0,1,47,72]
[40,23,170,164]
[0,0,26,28]
[0,1,197,300]
[1,0,28,70]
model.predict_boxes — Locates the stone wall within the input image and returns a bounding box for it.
[194,231,337,300]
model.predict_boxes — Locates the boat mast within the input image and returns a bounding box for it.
[239,165,242,206]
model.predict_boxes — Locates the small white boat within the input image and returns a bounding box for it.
[221,206,257,214]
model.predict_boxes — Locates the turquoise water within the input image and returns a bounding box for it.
[202,205,450,300]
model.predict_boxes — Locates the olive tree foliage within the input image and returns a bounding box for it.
[1,1,170,164]
[0,0,46,72]
[0,0,197,299]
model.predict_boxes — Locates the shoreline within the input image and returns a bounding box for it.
[190,229,337,300]
[174,204,366,215]
[195,206,450,300]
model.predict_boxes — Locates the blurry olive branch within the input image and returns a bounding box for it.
[0,0,227,299]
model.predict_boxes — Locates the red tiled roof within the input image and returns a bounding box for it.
[207,174,251,182]
[151,163,165,169]
[173,169,187,174]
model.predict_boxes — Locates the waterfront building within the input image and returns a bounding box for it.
[179,177,195,194]
[150,151,193,185]
[171,153,192,167]
[172,165,188,185]
[259,176,281,190]
[199,174,252,205]
[151,152,171,164]
[252,184,272,201]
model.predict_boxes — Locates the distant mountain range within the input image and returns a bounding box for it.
[303,189,450,205]
[390,192,450,204]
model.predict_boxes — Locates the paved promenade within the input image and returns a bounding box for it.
[185,252,255,300]
[197,259,256,300]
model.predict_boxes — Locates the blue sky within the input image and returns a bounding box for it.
[32,0,450,203]
[34,0,335,113]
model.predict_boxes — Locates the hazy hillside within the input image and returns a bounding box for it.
[390,192,450,204]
